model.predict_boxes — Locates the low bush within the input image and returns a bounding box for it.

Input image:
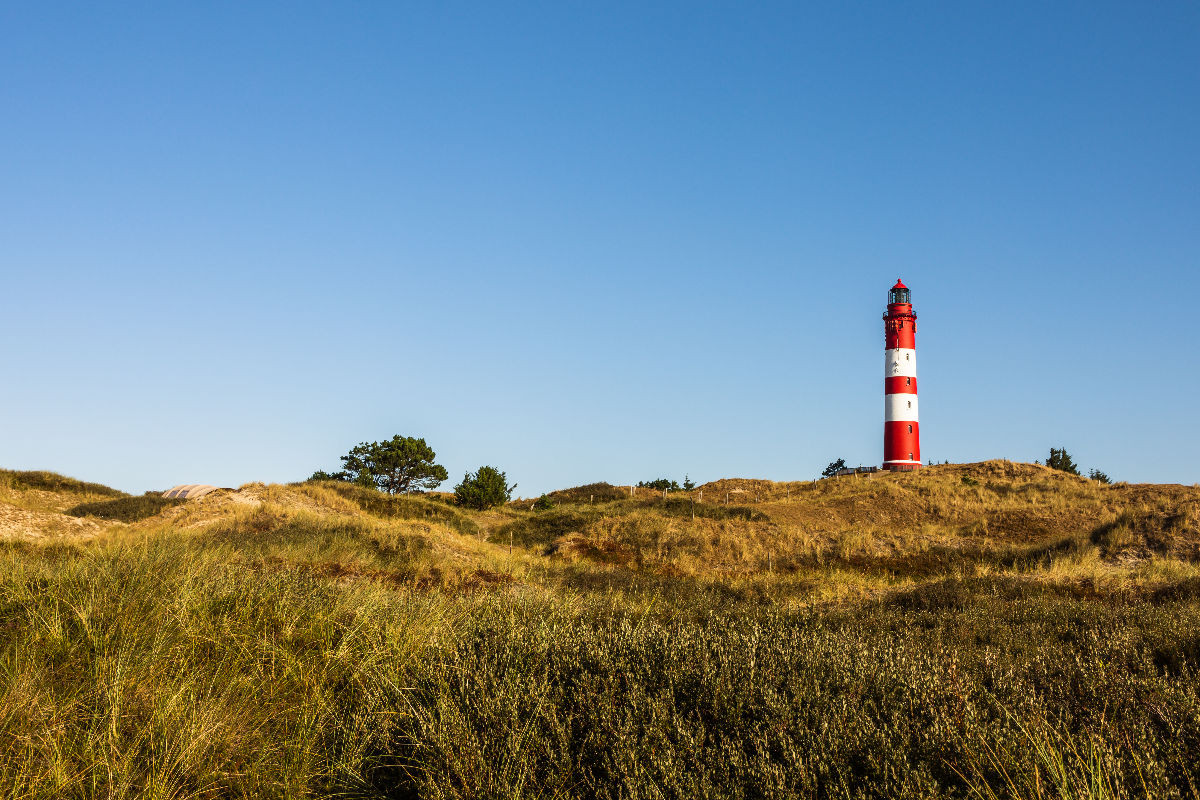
[67,493,185,522]
[544,482,629,504]
[454,466,515,510]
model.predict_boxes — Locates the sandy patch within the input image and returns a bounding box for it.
[0,502,108,541]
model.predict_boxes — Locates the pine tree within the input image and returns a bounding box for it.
[822,458,848,478]
[1046,447,1080,476]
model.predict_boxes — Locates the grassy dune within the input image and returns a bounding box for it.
[0,463,1198,798]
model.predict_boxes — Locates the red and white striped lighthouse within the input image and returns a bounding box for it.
[883,279,921,471]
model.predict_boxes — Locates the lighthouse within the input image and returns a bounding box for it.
[883,279,921,471]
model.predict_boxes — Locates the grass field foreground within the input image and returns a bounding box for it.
[0,463,1198,798]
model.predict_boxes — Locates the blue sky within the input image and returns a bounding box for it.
[2,2,1197,494]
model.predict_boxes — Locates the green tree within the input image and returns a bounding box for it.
[682,474,696,491]
[338,435,449,494]
[1089,468,1112,484]
[821,458,847,478]
[455,466,516,510]
[1045,447,1080,476]
[638,478,681,492]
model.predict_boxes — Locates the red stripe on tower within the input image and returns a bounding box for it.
[883,279,921,471]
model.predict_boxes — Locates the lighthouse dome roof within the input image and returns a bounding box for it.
[892,278,908,290]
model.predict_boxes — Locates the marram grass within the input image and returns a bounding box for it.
[0,463,1198,798]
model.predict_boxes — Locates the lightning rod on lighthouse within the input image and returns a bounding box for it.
[883,279,921,471]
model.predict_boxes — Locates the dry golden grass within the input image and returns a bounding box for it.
[0,461,1197,604]
[1,464,1199,797]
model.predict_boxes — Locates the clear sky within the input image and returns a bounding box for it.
[2,2,1197,494]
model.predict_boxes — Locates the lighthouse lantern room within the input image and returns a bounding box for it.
[883,279,921,471]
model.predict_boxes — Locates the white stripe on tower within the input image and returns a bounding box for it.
[884,348,917,378]
[884,394,919,422]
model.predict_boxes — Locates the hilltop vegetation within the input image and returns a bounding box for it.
[0,462,1198,798]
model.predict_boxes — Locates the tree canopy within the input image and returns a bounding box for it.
[1045,448,1080,476]
[821,459,848,478]
[333,435,449,495]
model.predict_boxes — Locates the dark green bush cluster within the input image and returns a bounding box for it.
[637,475,696,492]
[66,493,185,522]
[454,465,515,510]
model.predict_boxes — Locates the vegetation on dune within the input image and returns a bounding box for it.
[0,469,126,498]
[67,493,187,522]
[1046,447,1082,476]
[453,465,515,510]
[2,531,1199,798]
[311,434,449,494]
[822,457,848,477]
[0,461,1199,797]
[636,475,696,492]
[541,482,629,504]
[299,480,481,538]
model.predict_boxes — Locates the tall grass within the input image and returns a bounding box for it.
[2,465,1199,798]
[0,535,450,798]
[1,523,1199,798]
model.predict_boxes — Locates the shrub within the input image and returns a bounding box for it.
[66,493,186,522]
[454,466,516,510]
